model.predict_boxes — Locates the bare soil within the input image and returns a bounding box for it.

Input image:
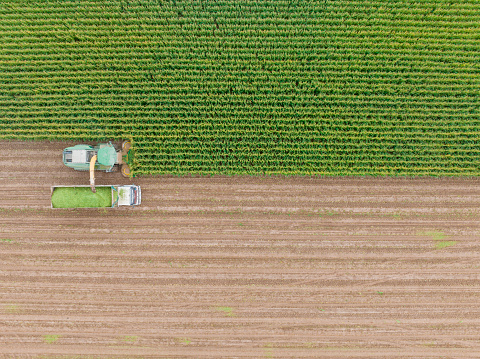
[1,140,480,358]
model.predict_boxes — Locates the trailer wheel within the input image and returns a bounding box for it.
[121,164,131,178]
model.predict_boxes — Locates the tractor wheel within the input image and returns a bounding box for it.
[122,141,131,154]
[121,164,131,178]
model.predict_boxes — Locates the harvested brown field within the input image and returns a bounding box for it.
[1,140,480,358]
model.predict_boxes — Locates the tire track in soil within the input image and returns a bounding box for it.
[1,140,480,358]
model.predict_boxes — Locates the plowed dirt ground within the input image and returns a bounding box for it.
[1,140,480,358]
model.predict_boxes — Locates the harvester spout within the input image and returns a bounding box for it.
[90,155,97,193]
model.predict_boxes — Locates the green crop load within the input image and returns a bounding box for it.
[52,187,113,208]
[1,0,479,176]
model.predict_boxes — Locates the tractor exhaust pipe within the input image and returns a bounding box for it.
[90,155,97,193]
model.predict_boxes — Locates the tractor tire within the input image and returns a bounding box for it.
[121,164,131,178]
[122,141,131,154]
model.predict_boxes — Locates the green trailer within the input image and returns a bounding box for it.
[51,185,141,208]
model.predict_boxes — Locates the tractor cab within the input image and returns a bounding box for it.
[64,148,96,164]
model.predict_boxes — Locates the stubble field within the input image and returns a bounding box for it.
[1,140,480,358]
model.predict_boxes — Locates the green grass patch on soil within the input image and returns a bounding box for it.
[215,306,235,317]
[435,241,457,249]
[4,304,20,314]
[43,334,60,344]
[51,187,113,208]
[175,337,192,345]
[421,231,447,241]
[122,335,139,343]
[418,231,457,250]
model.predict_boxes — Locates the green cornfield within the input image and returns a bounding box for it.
[1,0,479,176]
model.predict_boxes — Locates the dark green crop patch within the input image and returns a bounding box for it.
[1,0,479,176]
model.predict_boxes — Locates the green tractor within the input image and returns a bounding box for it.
[63,141,133,191]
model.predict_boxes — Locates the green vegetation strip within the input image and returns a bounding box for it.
[51,187,112,208]
[1,0,480,176]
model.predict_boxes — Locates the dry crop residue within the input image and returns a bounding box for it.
[1,141,480,358]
